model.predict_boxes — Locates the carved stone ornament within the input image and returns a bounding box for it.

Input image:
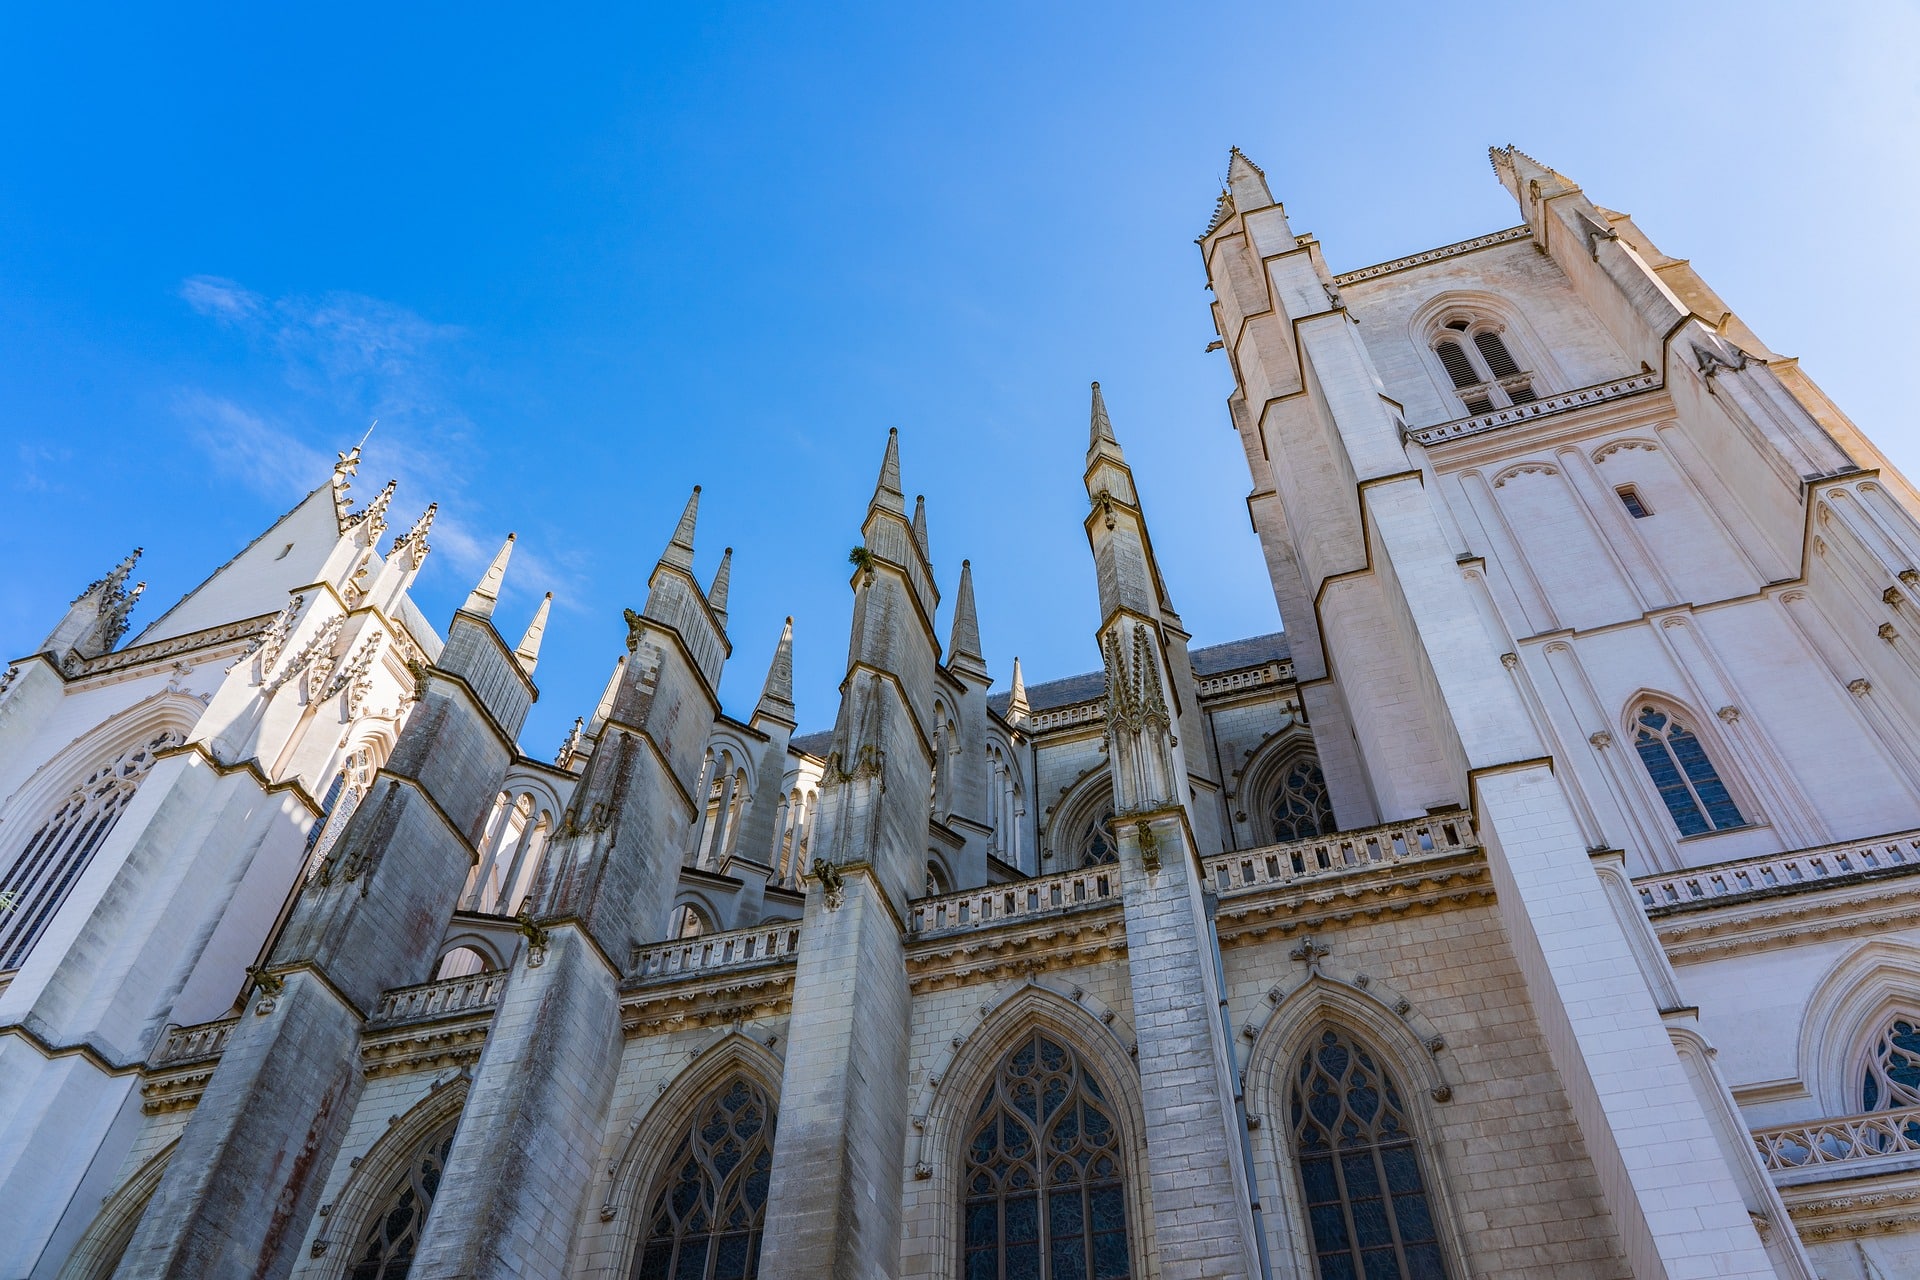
[623,608,646,654]
[1850,678,1873,697]
[1716,705,1741,724]
[1134,819,1160,872]
[812,859,846,910]
[1589,731,1613,749]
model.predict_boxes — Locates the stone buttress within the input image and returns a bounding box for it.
[411,489,730,1279]
[757,432,937,1279]
[115,538,534,1279]
[1083,384,1265,1280]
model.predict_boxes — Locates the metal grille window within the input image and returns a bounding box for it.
[346,1121,457,1280]
[1864,1016,1920,1112]
[631,1077,776,1280]
[0,728,183,970]
[1290,1028,1449,1280]
[1632,705,1745,836]
[1265,758,1335,844]
[962,1030,1130,1280]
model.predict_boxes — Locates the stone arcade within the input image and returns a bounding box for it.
[3,148,1920,1278]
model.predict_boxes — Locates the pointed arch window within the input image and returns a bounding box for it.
[1863,1014,1920,1113]
[345,1120,457,1280]
[631,1077,776,1280]
[1631,705,1745,836]
[0,728,183,971]
[962,1030,1131,1280]
[1264,757,1335,844]
[1432,318,1536,416]
[1290,1027,1450,1280]
[1077,810,1117,868]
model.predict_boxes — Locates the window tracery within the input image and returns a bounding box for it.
[1631,705,1745,836]
[1263,756,1335,844]
[1289,1027,1449,1280]
[631,1077,777,1280]
[961,1030,1130,1280]
[0,727,184,970]
[1863,1014,1920,1113]
[345,1120,457,1280]
[1076,810,1117,868]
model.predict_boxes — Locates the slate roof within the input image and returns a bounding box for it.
[789,729,835,759]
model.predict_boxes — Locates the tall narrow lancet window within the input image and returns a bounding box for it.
[0,727,184,971]
[632,1077,776,1280]
[346,1120,458,1280]
[1432,318,1536,415]
[1265,757,1335,844]
[1631,705,1745,836]
[962,1030,1130,1280]
[1291,1028,1449,1280]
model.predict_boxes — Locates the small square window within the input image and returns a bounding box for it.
[1617,486,1652,519]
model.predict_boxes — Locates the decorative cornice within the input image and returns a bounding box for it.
[1408,373,1662,446]
[1332,226,1532,288]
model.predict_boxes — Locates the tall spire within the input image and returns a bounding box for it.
[1227,146,1274,212]
[870,428,906,517]
[911,495,930,563]
[949,559,982,661]
[1088,381,1126,465]
[464,533,515,618]
[514,592,552,675]
[661,486,701,572]
[1006,655,1030,729]
[754,616,796,725]
[708,547,733,625]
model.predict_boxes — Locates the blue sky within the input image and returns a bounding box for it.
[3,2,1915,751]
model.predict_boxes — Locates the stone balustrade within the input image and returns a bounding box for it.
[1408,373,1661,445]
[1635,828,1920,913]
[1205,815,1478,897]
[631,923,802,981]
[1029,701,1105,733]
[370,971,508,1026]
[152,1015,241,1067]
[1751,1105,1920,1172]
[910,866,1119,935]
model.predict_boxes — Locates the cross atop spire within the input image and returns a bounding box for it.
[661,485,701,572]
[870,428,906,518]
[708,547,733,625]
[515,592,552,675]
[464,533,515,618]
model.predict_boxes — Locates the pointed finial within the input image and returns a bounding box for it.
[1007,655,1030,728]
[390,502,436,568]
[464,533,516,618]
[1227,146,1274,212]
[949,559,983,661]
[754,615,796,724]
[1088,382,1126,464]
[661,486,700,572]
[708,547,733,625]
[514,591,552,674]
[911,495,930,563]
[869,429,906,517]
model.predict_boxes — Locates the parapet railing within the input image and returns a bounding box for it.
[631,923,802,981]
[1407,373,1661,445]
[1635,828,1920,913]
[1752,1105,1920,1172]
[910,867,1119,935]
[152,1015,241,1067]
[369,971,508,1026]
[1204,815,1479,897]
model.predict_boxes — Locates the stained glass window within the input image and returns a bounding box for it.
[1266,758,1335,844]
[346,1121,457,1280]
[1077,811,1117,868]
[962,1030,1130,1280]
[0,728,184,970]
[631,1077,776,1280]
[1290,1028,1449,1280]
[1632,706,1745,837]
[1863,1016,1920,1112]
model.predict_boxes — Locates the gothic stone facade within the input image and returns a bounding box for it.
[2,148,1918,1280]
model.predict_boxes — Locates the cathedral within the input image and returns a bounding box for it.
[2,145,1917,1280]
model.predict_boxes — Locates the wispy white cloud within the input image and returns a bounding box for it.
[13,442,70,492]
[173,276,585,610]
